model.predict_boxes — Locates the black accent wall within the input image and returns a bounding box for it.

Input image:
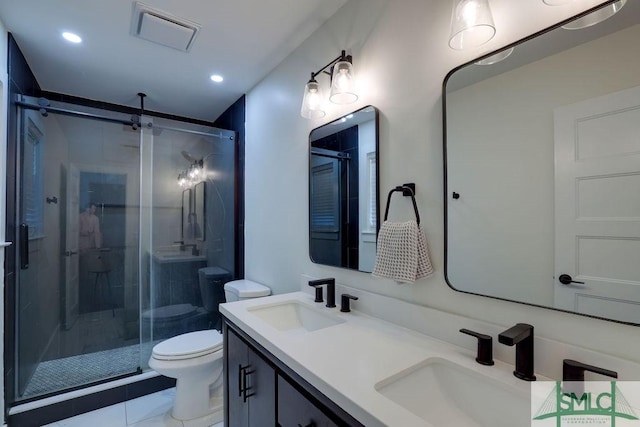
[214,95,246,279]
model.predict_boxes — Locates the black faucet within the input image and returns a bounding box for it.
[498,323,536,381]
[563,359,618,382]
[308,281,324,303]
[308,278,336,308]
[340,294,358,312]
[460,329,494,366]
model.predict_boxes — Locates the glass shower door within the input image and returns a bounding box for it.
[13,98,142,401]
[139,117,237,367]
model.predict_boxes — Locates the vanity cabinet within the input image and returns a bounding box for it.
[277,375,337,427]
[226,326,275,426]
[223,319,364,427]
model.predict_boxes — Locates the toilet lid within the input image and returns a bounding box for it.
[224,279,271,298]
[152,330,223,361]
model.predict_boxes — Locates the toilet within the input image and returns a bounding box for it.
[148,279,271,421]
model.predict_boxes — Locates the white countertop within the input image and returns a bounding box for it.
[220,291,538,427]
[151,249,207,264]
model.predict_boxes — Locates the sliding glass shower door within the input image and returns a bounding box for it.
[8,97,238,406]
[13,97,142,401]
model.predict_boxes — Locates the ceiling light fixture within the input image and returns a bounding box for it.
[560,0,626,30]
[210,74,224,83]
[300,50,358,119]
[62,31,82,44]
[448,0,496,50]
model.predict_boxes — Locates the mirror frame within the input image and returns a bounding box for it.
[194,181,206,242]
[308,105,381,272]
[181,188,192,242]
[442,0,638,326]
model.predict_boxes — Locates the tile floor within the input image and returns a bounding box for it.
[42,388,224,427]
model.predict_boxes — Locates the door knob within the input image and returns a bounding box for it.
[558,274,584,285]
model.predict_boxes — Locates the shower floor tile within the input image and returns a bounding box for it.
[23,342,141,398]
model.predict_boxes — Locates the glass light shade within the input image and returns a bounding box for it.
[178,173,188,188]
[329,61,358,104]
[188,163,202,179]
[562,0,626,30]
[543,0,575,5]
[448,0,496,50]
[301,80,326,119]
[475,47,514,65]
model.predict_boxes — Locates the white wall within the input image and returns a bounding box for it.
[245,0,640,365]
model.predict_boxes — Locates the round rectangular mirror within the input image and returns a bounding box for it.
[444,1,640,325]
[309,106,379,272]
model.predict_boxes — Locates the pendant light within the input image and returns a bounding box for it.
[329,55,358,104]
[301,75,326,119]
[448,0,496,50]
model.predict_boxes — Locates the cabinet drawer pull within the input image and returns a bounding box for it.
[239,364,256,402]
[238,364,245,397]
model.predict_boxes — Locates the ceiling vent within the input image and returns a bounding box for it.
[131,2,201,52]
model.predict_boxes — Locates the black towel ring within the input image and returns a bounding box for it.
[383,184,420,225]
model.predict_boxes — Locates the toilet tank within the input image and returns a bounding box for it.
[224,279,271,302]
[198,267,232,312]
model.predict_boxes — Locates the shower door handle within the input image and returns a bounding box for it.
[20,223,29,270]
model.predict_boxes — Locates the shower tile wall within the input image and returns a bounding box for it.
[152,260,206,307]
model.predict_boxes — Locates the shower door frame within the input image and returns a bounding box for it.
[4,94,242,412]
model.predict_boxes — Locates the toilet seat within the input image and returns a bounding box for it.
[152,330,223,361]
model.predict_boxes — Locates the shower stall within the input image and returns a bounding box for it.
[5,95,237,405]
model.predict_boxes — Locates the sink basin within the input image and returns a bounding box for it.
[247,300,345,333]
[375,358,530,427]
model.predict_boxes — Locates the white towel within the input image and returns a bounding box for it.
[372,220,434,283]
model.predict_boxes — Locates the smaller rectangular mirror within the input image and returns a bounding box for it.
[181,188,192,241]
[193,181,206,241]
[309,105,379,272]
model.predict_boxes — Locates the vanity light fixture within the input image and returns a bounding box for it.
[542,0,575,5]
[300,50,358,119]
[448,0,496,50]
[177,160,204,188]
[475,47,514,65]
[561,0,626,30]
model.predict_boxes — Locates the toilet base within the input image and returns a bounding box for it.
[169,403,223,426]
[172,376,223,420]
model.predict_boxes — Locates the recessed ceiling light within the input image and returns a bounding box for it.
[62,32,82,44]
[210,74,224,83]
